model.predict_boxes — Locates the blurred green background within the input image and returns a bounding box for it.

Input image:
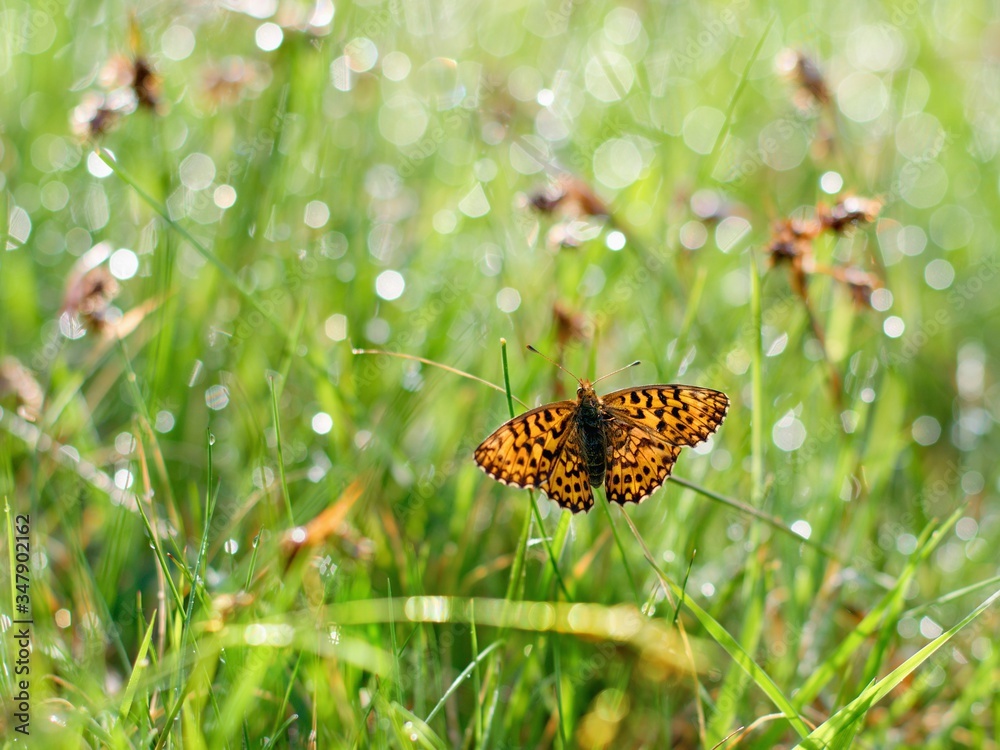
[1,0,998,747]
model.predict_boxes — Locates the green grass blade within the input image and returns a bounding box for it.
[500,338,516,422]
[707,242,769,743]
[117,611,157,724]
[390,702,449,750]
[676,574,809,738]
[599,490,640,604]
[4,496,15,618]
[95,146,285,331]
[668,474,851,568]
[424,640,505,724]
[707,13,778,176]
[620,512,810,739]
[793,506,963,709]
[496,339,569,602]
[470,600,483,744]
[794,587,1000,749]
[269,373,295,526]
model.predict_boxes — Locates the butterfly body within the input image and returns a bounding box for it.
[475,378,728,513]
[575,383,609,488]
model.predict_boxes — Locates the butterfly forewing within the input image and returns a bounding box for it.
[474,402,576,488]
[604,420,682,505]
[602,386,729,447]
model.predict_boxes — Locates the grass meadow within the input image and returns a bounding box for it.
[2,0,999,747]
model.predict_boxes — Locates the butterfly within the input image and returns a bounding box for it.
[474,349,729,513]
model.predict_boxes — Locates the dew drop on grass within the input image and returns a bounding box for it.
[496,287,521,313]
[155,410,176,433]
[59,311,87,340]
[433,210,457,234]
[109,248,139,280]
[256,22,283,52]
[870,288,893,311]
[919,616,943,639]
[382,50,410,80]
[375,270,405,301]
[772,411,806,451]
[883,315,905,338]
[87,151,114,178]
[252,466,275,489]
[896,533,917,554]
[678,221,706,250]
[312,412,333,434]
[214,185,236,209]
[971,637,992,661]
[188,360,204,387]
[955,516,978,540]
[766,331,788,357]
[897,617,918,639]
[205,385,230,411]
[114,469,134,490]
[803,339,825,361]
[208,433,216,445]
[179,153,216,191]
[115,432,136,455]
[820,171,843,193]
[402,366,423,393]
[924,258,955,290]
[911,415,941,445]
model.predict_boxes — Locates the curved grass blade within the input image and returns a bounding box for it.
[794,587,1000,749]
[618,510,811,739]
[792,506,962,710]
[425,640,505,724]
[117,609,157,724]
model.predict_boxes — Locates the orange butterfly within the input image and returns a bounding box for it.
[475,349,728,512]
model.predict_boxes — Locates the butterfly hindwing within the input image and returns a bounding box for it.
[601,386,729,447]
[604,418,681,505]
[473,402,577,489]
[542,427,594,512]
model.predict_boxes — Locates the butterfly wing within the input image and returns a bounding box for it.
[601,385,729,447]
[604,418,682,505]
[474,402,575,489]
[543,426,594,512]
[474,402,594,512]
[601,385,728,505]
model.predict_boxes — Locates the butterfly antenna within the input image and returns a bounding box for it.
[591,359,641,387]
[526,345,583,384]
